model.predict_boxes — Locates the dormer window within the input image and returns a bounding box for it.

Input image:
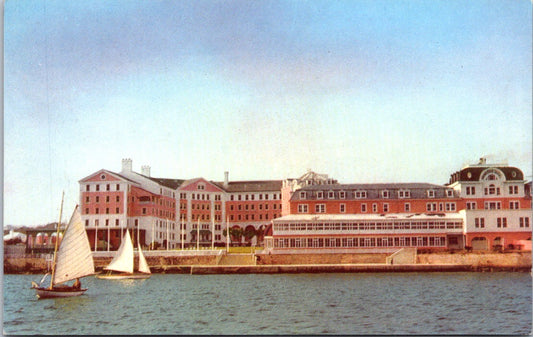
[299,191,306,199]
[339,191,346,199]
[427,190,435,198]
[317,191,324,199]
[327,191,335,199]
[481,168,504,182]
[398,190,410,198]
[446,190,454,197]
[382,190,390,199]
[355,191,367,199]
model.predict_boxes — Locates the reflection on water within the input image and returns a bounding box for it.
[4,272,532,335]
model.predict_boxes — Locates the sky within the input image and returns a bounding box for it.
[4,0,532,227]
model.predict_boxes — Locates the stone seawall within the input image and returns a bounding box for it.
[4,252,531,274]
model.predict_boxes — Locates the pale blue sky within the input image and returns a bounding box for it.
[4,0,532,227]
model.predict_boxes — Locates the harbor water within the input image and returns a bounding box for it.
[3,272,532,335]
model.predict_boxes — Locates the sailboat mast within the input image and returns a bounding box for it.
[49,192,64,289]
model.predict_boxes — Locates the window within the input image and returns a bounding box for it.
[427,190,435,198]
[475,218,485,228]
[509,201,520,209]
[382,190,390,198]
[466,186,476,195]
[426,203,437,212]
[339,191,346,199]
[446,190,454,197]
[197,184,205,190]
[298,204,308,213]
[445,203,456,211]
[466,202,477,210]
[299,192,306,199]
[399,190,410,198]
[372,203,378,212]
[315,204,326,213]
[328,191,335,199]
[383,203,389,212]
[96,185,100,191]
[404,203,410,212]
[317,191,323,199]
[355,191,367,199]
[86,185,90,192]
[361,204,367,212]
[485,184,500,195]
[519,217,530,228]
[340,204,346,213]
[509,185,519,195]
[484,201,501,210]
[497,217,507,228]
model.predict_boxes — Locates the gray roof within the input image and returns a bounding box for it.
[143,176,185,190]
[212,180,283,192]
[292,182,456,201]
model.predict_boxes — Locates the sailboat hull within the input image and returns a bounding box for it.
[96,273,151,280]
[34,287,88,299]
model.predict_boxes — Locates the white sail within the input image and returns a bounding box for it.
[53,206,95,285]
[104,230,134,274]
[137,242,151,274]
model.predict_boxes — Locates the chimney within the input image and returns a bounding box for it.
[224,171,229,189]
[141,165,151,177]
[121,158,132,172]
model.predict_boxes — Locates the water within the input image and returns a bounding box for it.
[3,272,531,335]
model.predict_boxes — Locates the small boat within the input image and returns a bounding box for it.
[96,229,151,279]
[32,195,95,299]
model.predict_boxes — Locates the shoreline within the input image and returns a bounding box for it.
[4,251,531,275]
[4,263,530,275]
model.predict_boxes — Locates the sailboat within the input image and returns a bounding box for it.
[31,198,95,299]
[96,229,151,279]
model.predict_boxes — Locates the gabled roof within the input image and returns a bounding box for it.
[78,169,138,184]
[178,178,226,192]
[212,180,283,192]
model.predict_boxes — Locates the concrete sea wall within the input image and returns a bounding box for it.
[4,251,531,274]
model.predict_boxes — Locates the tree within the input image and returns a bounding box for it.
[243,227,256,245]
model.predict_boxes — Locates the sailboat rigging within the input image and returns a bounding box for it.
[32,194,95,299]
[96,229,151,279]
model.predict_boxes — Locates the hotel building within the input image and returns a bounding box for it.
[79,159,282,250]
[265,159,531,253]
[79,158,531,253]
